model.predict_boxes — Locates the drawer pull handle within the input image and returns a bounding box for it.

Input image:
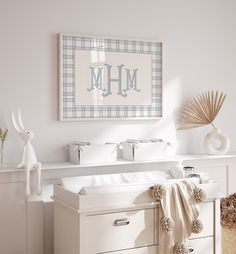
[188,246,194,253]
[114,218,130,226]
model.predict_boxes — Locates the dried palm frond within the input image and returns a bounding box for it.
[178,91,226,130]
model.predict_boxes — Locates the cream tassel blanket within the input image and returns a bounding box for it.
[152,181,205,254]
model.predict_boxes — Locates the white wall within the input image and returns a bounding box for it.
[0,0,236,164]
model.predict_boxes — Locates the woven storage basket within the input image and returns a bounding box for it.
[222,227,236,254]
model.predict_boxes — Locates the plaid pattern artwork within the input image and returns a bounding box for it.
[60,34,162,120]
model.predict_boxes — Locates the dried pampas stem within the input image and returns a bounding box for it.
[221,193,236,229]
[178,90,226,130]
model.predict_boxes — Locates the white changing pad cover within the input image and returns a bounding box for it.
[59,170,199,195]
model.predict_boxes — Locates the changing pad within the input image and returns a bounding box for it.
[59,170,200,195]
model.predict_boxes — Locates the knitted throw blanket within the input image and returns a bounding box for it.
[152,182,206,254]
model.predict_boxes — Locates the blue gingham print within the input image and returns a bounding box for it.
[60,34,162,120]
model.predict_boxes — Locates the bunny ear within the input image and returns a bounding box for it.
[11,112,22,133]
[18,109,25,131]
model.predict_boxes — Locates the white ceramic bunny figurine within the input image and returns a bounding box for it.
[12,109,41,197]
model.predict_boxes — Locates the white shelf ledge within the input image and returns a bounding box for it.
[1,154,236,174]
[42,154,236,170]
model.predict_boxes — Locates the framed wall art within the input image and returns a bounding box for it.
[59,34,162,120]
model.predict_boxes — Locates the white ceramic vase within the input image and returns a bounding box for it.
[204,128,230,155]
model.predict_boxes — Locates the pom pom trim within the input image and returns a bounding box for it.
[173,242,188,254]
[192,219,203,234]
[160,216,174,232]
[193,187,206,202]
[151,184,166,201]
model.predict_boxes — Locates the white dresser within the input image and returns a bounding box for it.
[53,180,221,254]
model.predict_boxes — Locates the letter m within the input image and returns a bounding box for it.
[87,66,104,91]
[123,68,140,92]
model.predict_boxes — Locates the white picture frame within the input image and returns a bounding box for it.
[59,34,162,121]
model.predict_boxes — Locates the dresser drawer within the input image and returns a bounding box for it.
[190,202,214,239]
[81,208,156,253]
[188,237,213,254]
[105,245,158,254]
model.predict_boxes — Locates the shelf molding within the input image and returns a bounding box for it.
[1,154,236,173]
